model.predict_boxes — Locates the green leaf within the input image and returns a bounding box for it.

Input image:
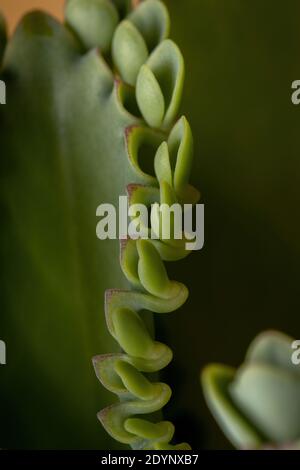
[65,0,119,53]
[112,20,148,86]
[202,331,300,448]
[201,364,264,449]
[0,9,139,449]
[246,330,300,375]
[136,64,165,128]
[146,39,184,128]
[230,363,300,443]
[137,239,181,299]
[128,0,170,51]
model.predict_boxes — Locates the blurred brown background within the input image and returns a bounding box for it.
[1,0,63,32]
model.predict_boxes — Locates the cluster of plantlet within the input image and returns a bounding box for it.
[66,0,200,450]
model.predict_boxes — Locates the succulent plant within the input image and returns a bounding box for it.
[0,0,199,449]
[80,0,199,450]
[202,330,300,450]
[1,0,299,451]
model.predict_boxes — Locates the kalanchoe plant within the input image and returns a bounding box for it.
[82,0,200,450]
[0,0,199,449]
[202,330,300,450]
[1,0,297,452]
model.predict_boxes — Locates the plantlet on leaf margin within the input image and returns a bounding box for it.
[65,0,200,449]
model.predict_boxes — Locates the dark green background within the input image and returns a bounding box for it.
[162,0,300,449]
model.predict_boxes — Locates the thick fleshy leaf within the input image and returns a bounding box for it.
[202,331,300,449]
[113,308,155,358]
[146,39,184,128]
[154,142,172,186]
[112,20,148,86]
[201,364,264,449]
[168,116,193,197]
[136,64,165,128]
[137,239,181,299]
[246,330,300,376]
[65,0,119,53]
[128,0,170,51]
[230,363,300,443]
[98,382,172,447]
[0,10,141,449]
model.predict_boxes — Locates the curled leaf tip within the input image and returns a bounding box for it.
[136,64,165,128]
[113,20,148,86]
[65,0,119,53]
